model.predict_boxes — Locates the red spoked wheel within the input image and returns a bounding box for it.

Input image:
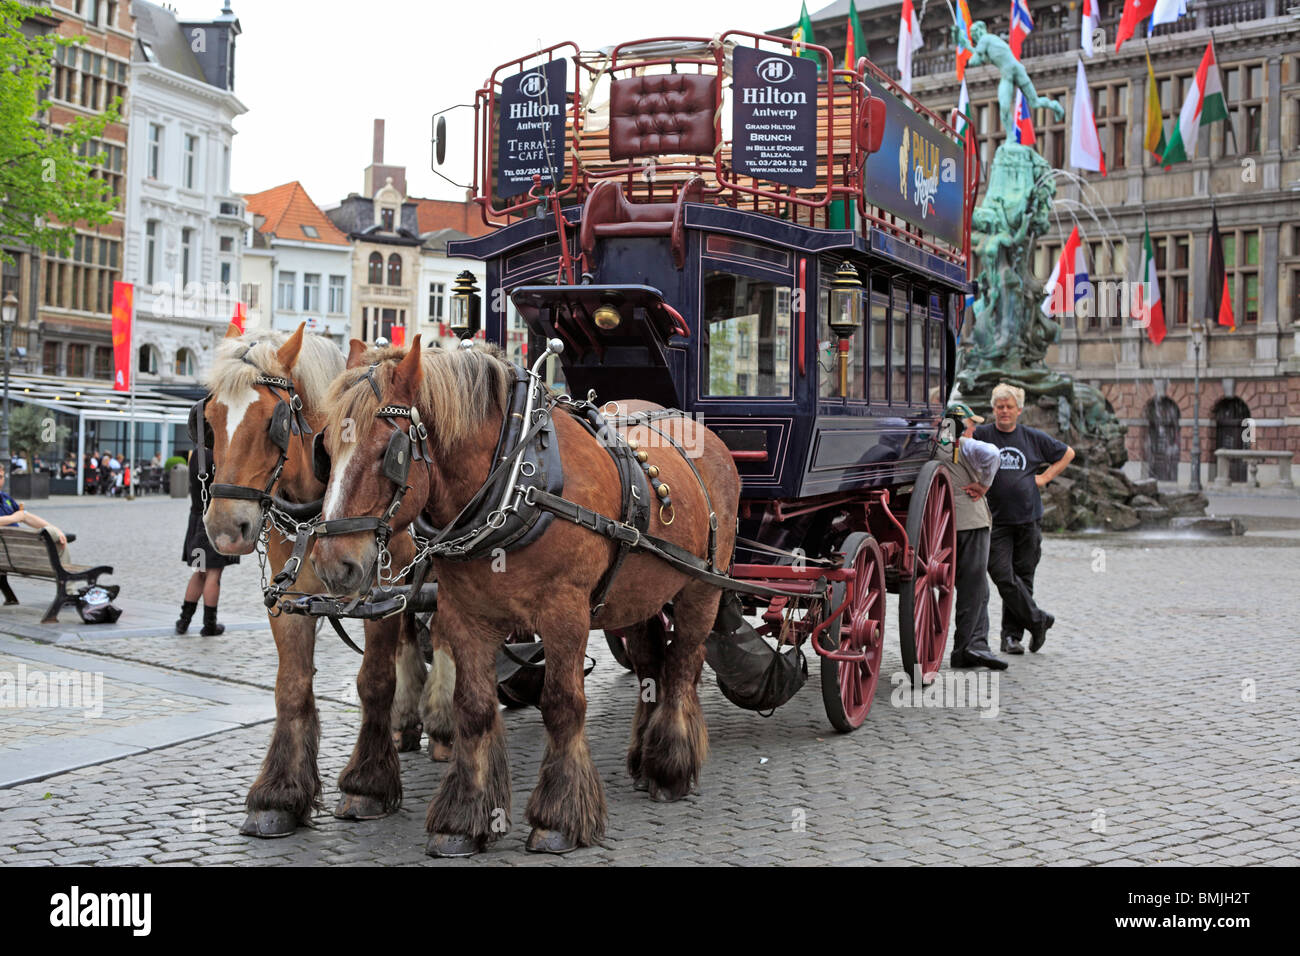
[898,461,956,685]
[819,532,887,733]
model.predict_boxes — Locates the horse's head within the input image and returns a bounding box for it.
[198,322,336,554]
[312,336,432,595]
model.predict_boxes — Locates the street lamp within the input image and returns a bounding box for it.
[1189,322,1205,492]
[1,291,16,468]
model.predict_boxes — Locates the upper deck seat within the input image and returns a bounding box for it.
[580,72,718,270]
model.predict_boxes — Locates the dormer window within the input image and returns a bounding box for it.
[140,40,157,63]
[381,208,394,231]
[301,225,318,238]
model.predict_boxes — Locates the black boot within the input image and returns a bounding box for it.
[200,605,224,636]
[176,600,197,634]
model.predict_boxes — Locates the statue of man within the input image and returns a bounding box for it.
[954,21,1065,137]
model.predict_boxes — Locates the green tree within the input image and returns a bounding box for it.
[8,402,70,464]
[0,0,119,264]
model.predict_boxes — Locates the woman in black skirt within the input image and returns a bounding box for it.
[178,444,238,635]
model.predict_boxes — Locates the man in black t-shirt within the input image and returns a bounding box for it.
[973,384,1074,654]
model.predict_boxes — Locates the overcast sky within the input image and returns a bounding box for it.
[161,0,811,206]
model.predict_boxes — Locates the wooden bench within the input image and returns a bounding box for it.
[0,527,115,624]
[1212,449,1295,490]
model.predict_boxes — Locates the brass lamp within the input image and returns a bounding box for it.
[827,261,864,398]
[449,270,481,339]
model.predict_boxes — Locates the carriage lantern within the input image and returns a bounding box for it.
[827,261,864,398]
[450,270,482,339]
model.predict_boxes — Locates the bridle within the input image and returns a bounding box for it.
[313,363,434,589]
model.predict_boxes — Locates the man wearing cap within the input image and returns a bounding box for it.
[975,383,1074,654]
[933,402,1007,670]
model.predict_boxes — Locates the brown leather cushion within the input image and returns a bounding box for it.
[609,73,718,161]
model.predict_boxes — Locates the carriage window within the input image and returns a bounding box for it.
[910,288,927,404]
[929,294,946,403]
[703,270,792,398]
[817,262,864,400]
[869,279,888,403]
[891,285,909,404]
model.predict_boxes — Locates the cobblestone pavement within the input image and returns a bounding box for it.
[1,496,1297,865]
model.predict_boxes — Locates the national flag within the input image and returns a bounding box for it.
[1208,209,1235,331]
[1115,0,1156,52]
[1133,219,1166,344]
[1009,0,1034,59]
[1144,50,1168,163]
[1014,90,1036,145]
[1161,39,1227,165]
[1041,225,1089,318]
[1081,0,1100,57]
[953,78,971,141]
[231,300,247,334]
[1149,0,1187,33]
[955,0,974,80]
[844,0,863,73]
[1069,59,1106,175]
[897,0,923,94]
[111,282,133,392]
[792,2,820,70]
[391,325,406,347]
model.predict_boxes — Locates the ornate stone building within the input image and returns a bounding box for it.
[122,0,245,385]
[789,0,1300,485]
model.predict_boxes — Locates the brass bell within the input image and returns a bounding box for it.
[656,483,670,500]
[646,465,659,479]
[635,450,648,463]
[627,438,639,450]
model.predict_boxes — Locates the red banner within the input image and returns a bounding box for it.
[390,325,405,347]
[231,301,247,334]
[111,281,133,392]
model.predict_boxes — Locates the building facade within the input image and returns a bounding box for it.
[242,181,352,343]
[9,0,135,381]
[791,0,1300,485]
[122,0,246,386]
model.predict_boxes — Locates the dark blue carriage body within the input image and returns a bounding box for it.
[448,204,964,505]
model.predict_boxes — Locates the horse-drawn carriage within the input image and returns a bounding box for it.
[196,28,974,855]
[440,29,975,731]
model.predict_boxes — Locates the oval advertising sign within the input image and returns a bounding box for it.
[756,57,795,84]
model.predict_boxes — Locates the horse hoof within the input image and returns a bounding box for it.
[426,831,483,858]
[649,781,689,804]
[525,827,578,855]
[333,793,389,820]
[428,739,453,763]
[633,776,649,792]
[239,808,298,838]
[394,727,423,752]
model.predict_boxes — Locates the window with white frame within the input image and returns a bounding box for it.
[302,273,320,312]
[181,227,193,284]
[429,282,445,322]
[184,133,198,189]
[278,271,296,310]
[328,275,345,313]
[148,123,163,180]
[145,220,157,286]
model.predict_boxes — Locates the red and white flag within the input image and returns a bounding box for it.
[1081,0,1100,57]
[1069,59,1106,175]
[897,0,923,94]
[1041,226,1089,318]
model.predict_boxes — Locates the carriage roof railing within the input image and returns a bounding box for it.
[468,32,976,271]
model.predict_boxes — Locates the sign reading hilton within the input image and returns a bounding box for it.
[732,47,818,189]
[496,59,568,199]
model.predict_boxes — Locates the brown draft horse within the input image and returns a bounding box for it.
[201,323,434,836]
[311,337,740,854]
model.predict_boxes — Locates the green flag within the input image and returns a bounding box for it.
[793,2,820,70]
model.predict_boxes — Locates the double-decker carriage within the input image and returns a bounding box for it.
[438,29,977,730]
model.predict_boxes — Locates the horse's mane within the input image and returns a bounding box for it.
[205,329,345,418]
[323,342,512,456]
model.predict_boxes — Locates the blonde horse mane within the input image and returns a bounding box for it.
[323,342,512,456]
[205,328,345,418]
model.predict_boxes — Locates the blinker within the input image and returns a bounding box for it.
[382,430,412,486]
[312,430,332,484]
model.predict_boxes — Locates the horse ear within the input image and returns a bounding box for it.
[224,321,243,339]
[393,334,423,400]
[346,338,367,369]
[277,322,306,371]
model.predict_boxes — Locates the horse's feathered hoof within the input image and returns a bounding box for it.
[239,808,299,838]
[394,727,423,752]
[428,739,453,763]
[632,776,649,792]
[649,781,690,804]
[525,827,579,854]
[333,793,390,820]
[427,832,483,858]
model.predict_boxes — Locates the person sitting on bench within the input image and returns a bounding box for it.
[0,464,67,551]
